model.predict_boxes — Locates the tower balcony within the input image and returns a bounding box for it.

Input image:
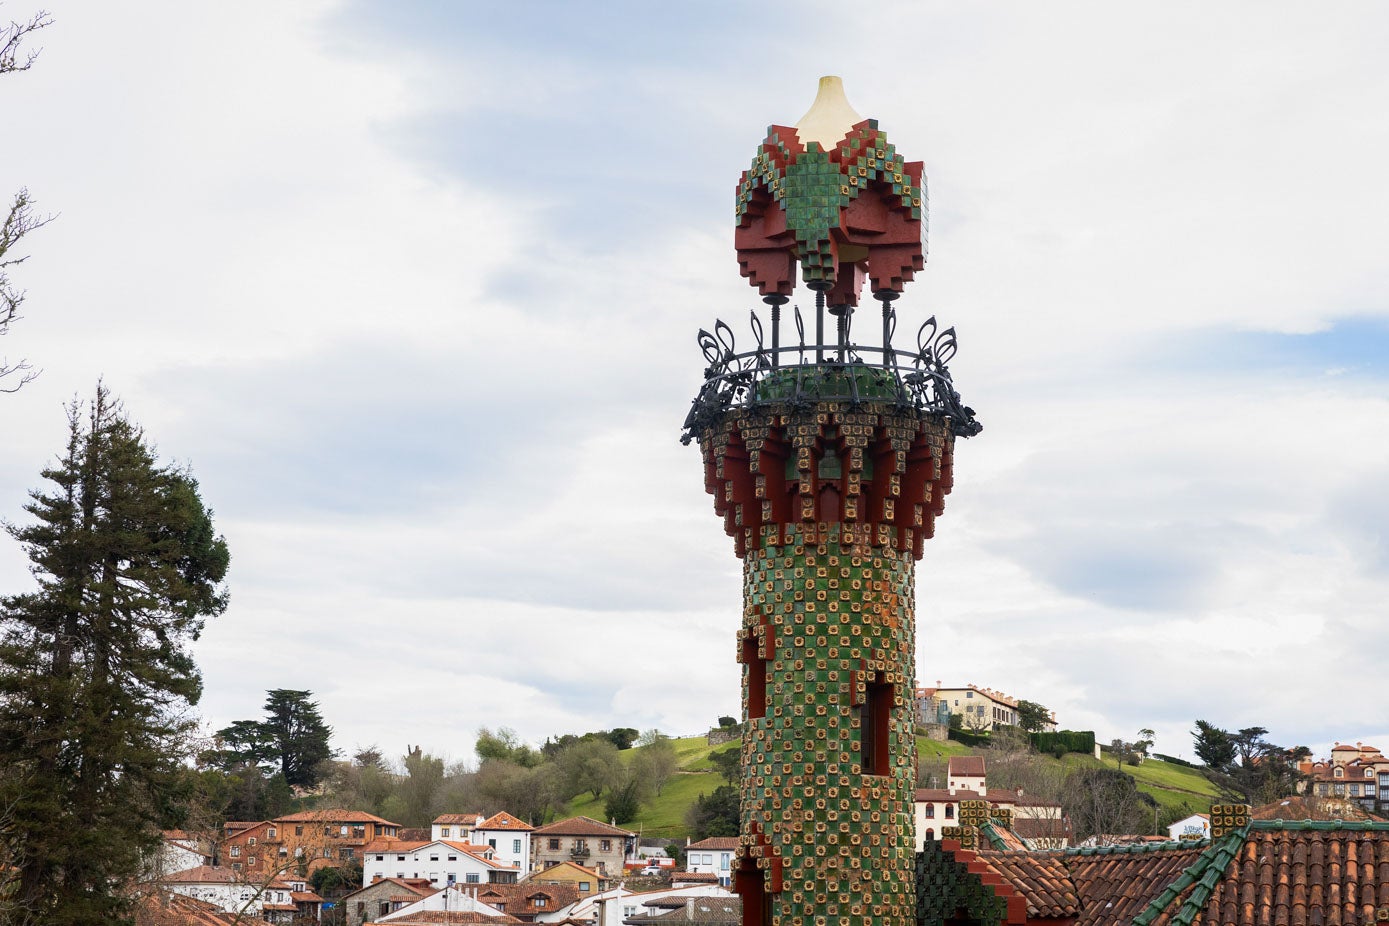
[681,297,980,445]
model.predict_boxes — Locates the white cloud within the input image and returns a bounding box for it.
[2,1,1388,765]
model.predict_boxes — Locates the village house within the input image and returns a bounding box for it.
[471,811,535,876]
[220,810,402,879]
[359,886,520,925]
[463,881,582,921]
[915,756,1070,849]
[530,816,636,877]
[927,684,1054,732]
[1298,741,1389,815]
[360,838,520,889]
[431,812,486,843]
[525,859,606,897]
[158,864,282,919]
[684,836,738,887]
[341,877,435,926]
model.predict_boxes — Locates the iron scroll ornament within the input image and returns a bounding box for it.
[681,305,982,443]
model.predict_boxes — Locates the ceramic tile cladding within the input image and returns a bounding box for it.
[737,520,917,926]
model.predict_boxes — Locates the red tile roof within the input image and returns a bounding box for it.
[687,837,739,850]
[275,809,400,825]
[434,813,485,825]
[532,816,635,838]
[160,865,246,884]
[914,788,985,802]
[134,891,239,926]
[1136,822,1389,926]
[949,756,987,777]
[477,811,533,831]
[466,881,581,911]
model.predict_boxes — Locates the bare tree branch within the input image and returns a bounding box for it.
[1,8,56,390]
[0,8,50,74]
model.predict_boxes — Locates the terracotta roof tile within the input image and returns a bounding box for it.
[531,815,635,837]
[275,809,400,825]
[948,756,987,777]
[463,881,581,911]
[366,913,522,925]
[134,891,240,926]
[160,865,246,884]
[434,813,485,825]
[687,837,740,850]
[477,811,533,832]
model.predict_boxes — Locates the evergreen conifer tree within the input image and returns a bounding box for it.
[0,385,229,925]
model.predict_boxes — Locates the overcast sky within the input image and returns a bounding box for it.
[3,1,1388,766]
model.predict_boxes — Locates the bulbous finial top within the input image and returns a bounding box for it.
[794,76,863,150]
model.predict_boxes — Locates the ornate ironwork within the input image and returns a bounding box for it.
[681,298,982,443]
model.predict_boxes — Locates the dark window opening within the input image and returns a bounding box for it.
[861,675,892,776]
[734,857,770,926]
[741,635,768,721]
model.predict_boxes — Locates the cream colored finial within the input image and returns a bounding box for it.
[794,76,863,150]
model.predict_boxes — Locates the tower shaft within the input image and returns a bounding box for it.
[697,400,954,926]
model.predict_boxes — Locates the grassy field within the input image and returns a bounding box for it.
[551,735,1218,840]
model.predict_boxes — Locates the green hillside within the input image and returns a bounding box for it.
[557,735,1219,840]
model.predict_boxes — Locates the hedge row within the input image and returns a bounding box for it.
[1029,730,1096,755]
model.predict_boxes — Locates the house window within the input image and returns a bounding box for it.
[266,828,276,839]
[295,826,303,836]
[324,826,334,836]
[573,839,587,853]
[248,856,256,866]
[1317,783,1329,796]
[599,840,611,853]
[945,805,954,819]
[324,848,332,858]
[279,848,287,858]
[466,874,480,884]
[430,855,440,862]
[513,839,522,853]
[1368,769,1376,778]
[380,902,390,917]
[441,827,450,837]
[924,805,934,819]
[230,846,241,857]
[376,855,384,861]
[232,862,241,871]
[966,690,973,698]
[534,898,547,908]
[549,839,560,851]
[489,838,497,849]
[580,882,591,891]
[448,855,457,861]
[1335,768,1344,778]
[248,837,257,846]
[340,848,355,860]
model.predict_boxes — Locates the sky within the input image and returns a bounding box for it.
[2,1,1388,767]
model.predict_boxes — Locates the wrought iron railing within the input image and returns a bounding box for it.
[681,295,982,443]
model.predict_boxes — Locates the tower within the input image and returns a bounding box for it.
[681,78,981,926]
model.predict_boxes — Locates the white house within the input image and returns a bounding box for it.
[471,811,534,876]
[160,864,278,918]
[431,812,485,843]
[684,837,737,886]
[373,885,512,922]
[149,830,210,880]
[536,883,733,925]
[1167,812,1210,841]
[362,840,520,889]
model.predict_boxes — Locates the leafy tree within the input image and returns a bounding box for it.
[1,9,53,392]
[0,386,229,923]
[710,745,740,785]
[606,727,640,750]
[717,716,738,729]
[1190,721,1305,805]
[477,726,542,767]
[1192,720,1236,770]
[1015,699,1051,734]
[379,747,446,828]
[687,785,740,839]
[1135,728,1156,758]
[216,689,335,789]
[632,733,678,796]
[556,737,623,799]
[473,759,564,825]
[604,777,643,825]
